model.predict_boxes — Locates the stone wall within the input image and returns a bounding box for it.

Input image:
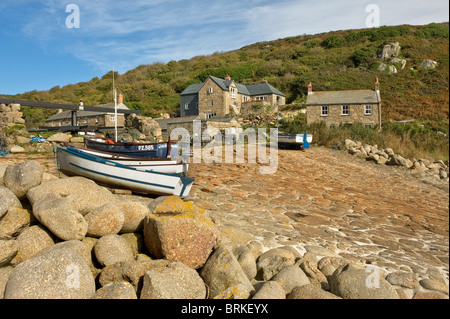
[0,104,25,137]
[307,103,381,127]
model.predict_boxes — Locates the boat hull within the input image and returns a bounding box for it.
[56,146,194,198]
[73,147,188,174]
[84,138,173,158]
[277,133,313,145]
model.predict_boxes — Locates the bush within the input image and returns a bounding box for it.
[415,23,449,39]
[321,35,346,49]
[351,47,377,66]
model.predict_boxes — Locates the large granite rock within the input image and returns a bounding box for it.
[143,196,221,269]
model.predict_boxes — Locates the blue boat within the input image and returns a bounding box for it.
[84,137,179,158]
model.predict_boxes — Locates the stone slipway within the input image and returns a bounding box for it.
[186,146,449,284]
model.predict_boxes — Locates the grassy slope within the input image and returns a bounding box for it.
[1,23,448,137]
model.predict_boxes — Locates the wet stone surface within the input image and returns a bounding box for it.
[185,146,449,283]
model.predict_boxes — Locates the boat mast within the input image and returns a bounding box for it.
[113,66,118,143]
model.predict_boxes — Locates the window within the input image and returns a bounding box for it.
[365,104,373,115]
[209,100,214,107]
[342,105,350,116]
[255,96,268,102]
[205,112,216,119]
[243,96,249,102]
[231,88,236,99]
[321,105,329,116]
[184,103,189,110]
[209,87,214,94]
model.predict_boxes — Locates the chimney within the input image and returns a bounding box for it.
[225,74,231,81]
[118,93,123,104]
[375,77,380,92]
[308,82,313,95]
[264,77,268,83]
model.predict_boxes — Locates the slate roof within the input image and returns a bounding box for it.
[246,83,285,97]
[180,83,203,95]
[180,76,285,97]
[45,103,130,122]
[306,90,380,106]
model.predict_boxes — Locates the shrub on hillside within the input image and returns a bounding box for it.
[321,35,346,49]
[351,47,377,66]
[415,23,449,39]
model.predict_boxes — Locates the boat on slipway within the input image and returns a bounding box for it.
[84,137,180,158]
[70,146,188,175]
[56,146,194,198]
[274,131,313,150]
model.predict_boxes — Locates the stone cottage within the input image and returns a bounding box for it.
[306,79,382,128]
[180,75,286,118]
[45,94,129,128]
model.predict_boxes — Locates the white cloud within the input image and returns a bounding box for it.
[13,0,450,75]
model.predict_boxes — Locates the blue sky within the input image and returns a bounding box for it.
[0,0,448,95]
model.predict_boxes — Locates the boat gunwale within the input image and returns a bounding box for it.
[69,145,183,164]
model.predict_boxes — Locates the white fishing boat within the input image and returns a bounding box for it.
[71,146,188,174]
[276,131,313,145]
[56,146,194,198]
[273,130,313,149]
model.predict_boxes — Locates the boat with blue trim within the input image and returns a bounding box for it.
[56,146,194,198]
[70,146,188,175]
[273,130,313,150]
[84,137,176,158]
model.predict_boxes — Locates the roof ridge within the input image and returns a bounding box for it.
[312,89,374,93]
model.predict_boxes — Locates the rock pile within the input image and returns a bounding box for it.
[239,113,276,128]
[125,114,162,141]
[1,160,449,299]
[0,104,25,138]
[344,139,449,182]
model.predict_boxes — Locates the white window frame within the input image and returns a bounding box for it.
[206,112,216,119]
[321,105,329,117]
[184,103,189,110]
[231,87,236,99]
[209,100,214,107]
[209,87,213,94]
[342,105,350,116]
[255,96,268,102]
[365,104,373,116]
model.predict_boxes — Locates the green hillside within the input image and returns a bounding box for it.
[3,23,449,130]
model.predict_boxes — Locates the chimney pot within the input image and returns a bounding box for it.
[118,93,123,104]
[225,74,231,81]
[308,82,313,94]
